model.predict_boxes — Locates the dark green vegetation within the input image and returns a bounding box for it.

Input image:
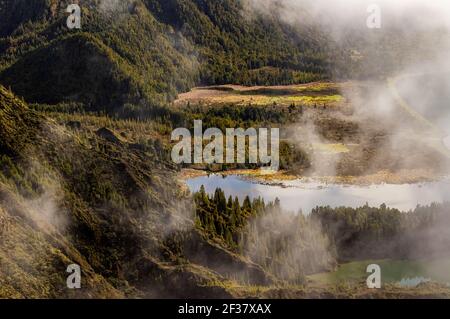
[181,102,310,172]
[2,88,446,298]
[312,204,450,261]
[1,0,450,299]
[0,0,346,117]
[1,84,321,298]
[193,186,450,285]
[0,84,285,298]
[0,85,178,297]
[0,0,441,118]
[194,186,335,283]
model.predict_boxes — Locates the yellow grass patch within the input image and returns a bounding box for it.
[313,143,350,154]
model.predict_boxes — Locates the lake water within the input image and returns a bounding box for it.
[309,259,450,287]
[186,175,450,213]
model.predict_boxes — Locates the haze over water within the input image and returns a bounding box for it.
[186,175,450,213]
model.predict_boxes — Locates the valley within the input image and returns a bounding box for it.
[176,76,450,297]
[177,78,450,182]
[1,0,450,300]
[185,174,450,213]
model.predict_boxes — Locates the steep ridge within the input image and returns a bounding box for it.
[0,85,278,297]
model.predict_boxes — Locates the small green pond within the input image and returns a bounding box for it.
[309,258,450,287]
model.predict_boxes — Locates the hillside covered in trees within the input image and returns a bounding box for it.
[0,0,349,117]
[193,186,450,284]
[1,0,450,300]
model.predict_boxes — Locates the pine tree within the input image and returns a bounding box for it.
[243,196,252,213]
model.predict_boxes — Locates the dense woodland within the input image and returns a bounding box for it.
[1,0,450,298]
[312,203,450,261]
[193,185,450,281]
[193,186,335,282]
[180,102,310,171]
[0,0,351,119]
[0,0,442,120]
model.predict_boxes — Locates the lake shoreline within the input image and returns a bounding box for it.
[179,168,444,186]
[183,171,450,213]
[308,258,450,288]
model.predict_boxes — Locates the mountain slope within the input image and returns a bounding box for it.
[0,85,280,298]
[0,0,341,116]
[0,85,122,297]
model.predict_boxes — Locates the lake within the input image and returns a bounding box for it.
[186,174,450,213]
[309,258,450,287]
